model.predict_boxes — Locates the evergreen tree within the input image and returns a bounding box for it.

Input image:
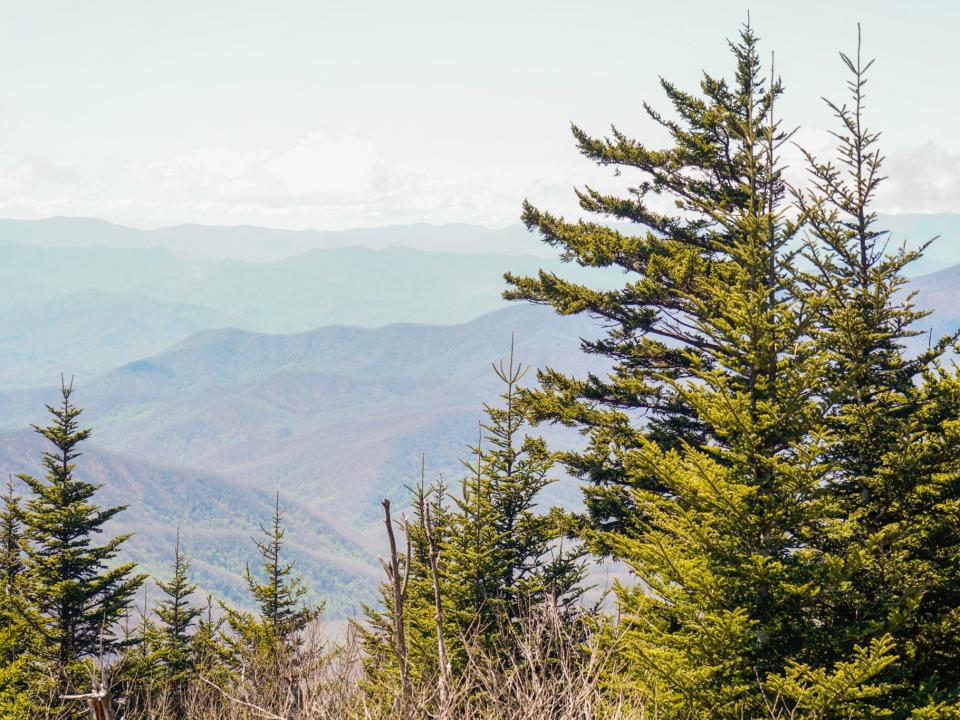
[365,345,585,693]
[444,339,585,652]
[0,477,34,720]
[0,478,22,595]
[444,425,503,652]
[224,493,320,657]
[506,23,894,718]
[191,594,229,682]
[0,651,35,720]
[797,30,960,716]
[118,588,167,712]
[361,474,455,692]
[119,549,221,717]
[17,380,145,671]
[154,528,201,679]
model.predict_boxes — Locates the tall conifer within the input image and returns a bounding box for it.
[17,380,145,670]
[797,30,960,716]
[507,23,894,718]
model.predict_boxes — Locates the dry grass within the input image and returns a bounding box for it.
[113,604,642,720]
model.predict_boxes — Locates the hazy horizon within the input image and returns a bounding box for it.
[4,208,960,236]
[0,1,958,232]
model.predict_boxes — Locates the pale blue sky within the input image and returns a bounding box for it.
[0,0,956,229]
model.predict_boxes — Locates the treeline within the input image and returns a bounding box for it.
[0,346,588,719]
[4,20,960,720]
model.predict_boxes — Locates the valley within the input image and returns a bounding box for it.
[2,216,959,616]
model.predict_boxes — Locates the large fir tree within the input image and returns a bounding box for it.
[17,380,145,671]
[796,31,960,716]
[506,24,895,718]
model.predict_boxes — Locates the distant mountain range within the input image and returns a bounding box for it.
[0,217,549,261]
[0,303,603,507]
[0,240,618,388]
[0,218,618,389]
[0,304,603,614]
[3,214,960,615]
[3,215,960,388]
[1,212,958,269]
[0,290,245,388]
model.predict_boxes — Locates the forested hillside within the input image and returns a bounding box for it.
[0,304,601,615]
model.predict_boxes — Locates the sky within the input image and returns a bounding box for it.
[0,0,957,230]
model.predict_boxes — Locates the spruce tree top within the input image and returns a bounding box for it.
[242,492,320,640]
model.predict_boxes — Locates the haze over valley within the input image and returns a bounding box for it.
[2,215,960,614]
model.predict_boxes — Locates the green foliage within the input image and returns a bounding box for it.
[190,594,231,690]
[0,663,34,720]
[0,615,37,719]
[793,30,960,715]
[767,636,899,720]
[119,593,168,697]
[16,380,146,672]
[153,529,202,680]
[0,471,44,718]
[444,340,586,653]
[0,478,22,595]
[364,348,586,697]
[117,525,206,714]
[222,493,322,663]
[360,476,454,695]
[505,20,941,719]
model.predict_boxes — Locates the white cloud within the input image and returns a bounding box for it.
[0,124,635,229]
[0,128,956,231]
[876,143,960,214]
[132,132,395,210]
[264,132,382,195]
[142,148,271,194]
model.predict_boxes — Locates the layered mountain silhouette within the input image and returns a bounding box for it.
[3,215,960,614]
[0,217,548,261]
[0,239,616,388]
[0,304,603,613]
[3,214,957,269]
[0,290,245,388]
